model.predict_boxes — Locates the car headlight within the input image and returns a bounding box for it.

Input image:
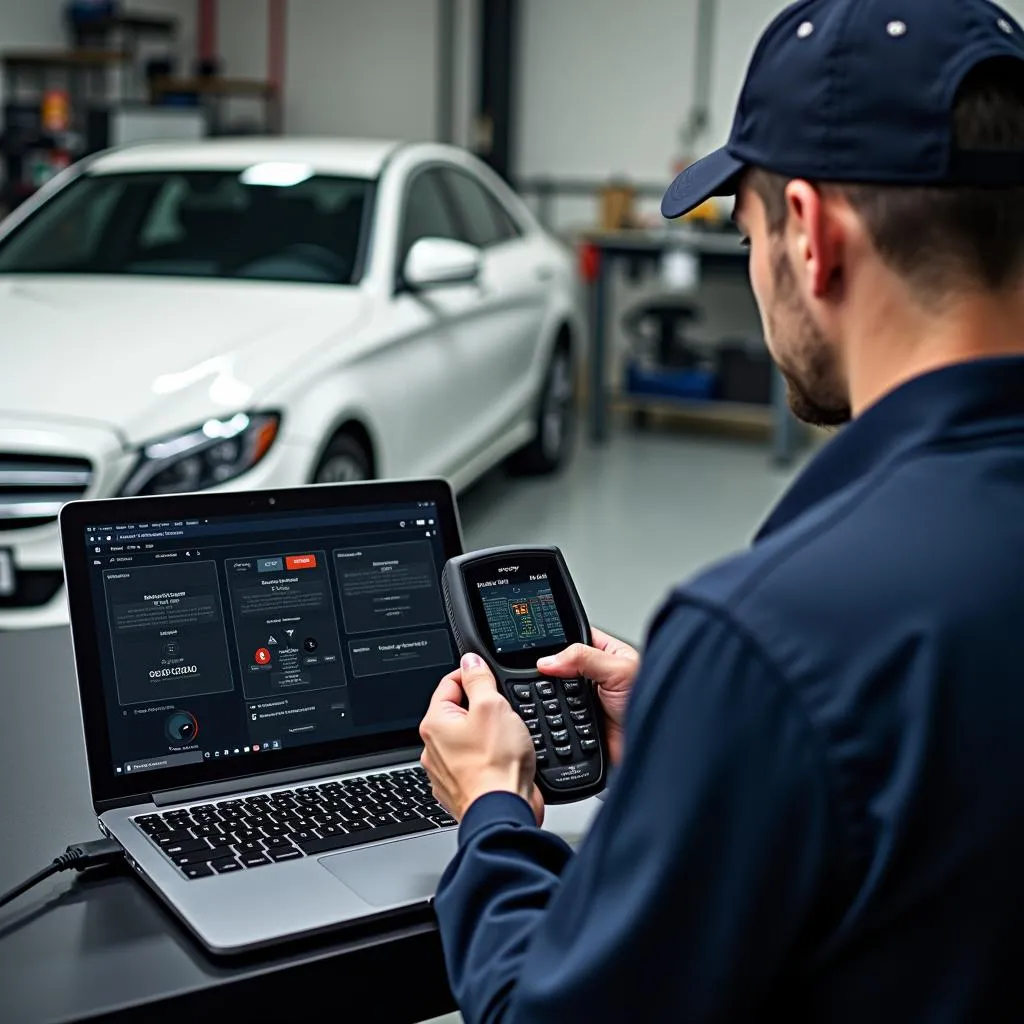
[121,413,280,496]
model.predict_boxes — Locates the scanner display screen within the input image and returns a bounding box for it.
[465,556,579,669]
[482,575,566,654]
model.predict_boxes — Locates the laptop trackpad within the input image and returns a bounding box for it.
[320,830,459,907]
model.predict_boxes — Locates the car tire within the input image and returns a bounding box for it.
[312,431,372,484]
[506,343,575,476]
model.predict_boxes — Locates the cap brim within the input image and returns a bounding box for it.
[661,148,745,220]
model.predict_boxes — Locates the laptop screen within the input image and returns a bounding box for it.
[74,493,458,788]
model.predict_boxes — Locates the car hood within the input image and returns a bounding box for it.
[0,276,370,445]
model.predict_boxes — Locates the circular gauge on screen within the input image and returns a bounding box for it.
[165,710,199,744]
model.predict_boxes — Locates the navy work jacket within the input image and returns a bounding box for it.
[435,357,1024,1022]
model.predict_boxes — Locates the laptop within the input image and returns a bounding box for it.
[58,478,590,955]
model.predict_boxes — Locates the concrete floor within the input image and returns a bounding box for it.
[460,426,802,647]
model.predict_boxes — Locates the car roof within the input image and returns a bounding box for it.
[87,137,406,178]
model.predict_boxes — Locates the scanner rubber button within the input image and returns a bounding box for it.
[513,684,533,701]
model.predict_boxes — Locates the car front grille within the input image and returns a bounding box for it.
[0,453,93,530]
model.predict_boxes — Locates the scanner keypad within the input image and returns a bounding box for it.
[507,676,600,790]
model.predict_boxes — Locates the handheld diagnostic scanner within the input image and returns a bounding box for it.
[442,546,607,803]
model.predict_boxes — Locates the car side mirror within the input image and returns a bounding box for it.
[403,237,481,290]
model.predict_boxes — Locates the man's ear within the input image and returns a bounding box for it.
[784,180,840,299]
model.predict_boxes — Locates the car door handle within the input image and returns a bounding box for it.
[534,265,555,282]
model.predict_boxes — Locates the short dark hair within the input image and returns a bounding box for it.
[750,58,1024,299]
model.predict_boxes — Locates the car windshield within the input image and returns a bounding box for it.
[0,169,372,285]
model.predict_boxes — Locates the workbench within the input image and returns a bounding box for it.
[578,227,803,467]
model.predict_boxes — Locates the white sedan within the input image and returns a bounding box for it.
[0,138,583,628]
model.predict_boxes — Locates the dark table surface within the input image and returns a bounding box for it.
[0,626,457,1024]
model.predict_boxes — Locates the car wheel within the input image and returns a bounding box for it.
[506,344,575,476]
[313,432,372,483]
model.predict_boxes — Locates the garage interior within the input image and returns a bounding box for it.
[1,0,975,1019]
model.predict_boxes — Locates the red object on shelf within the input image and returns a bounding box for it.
[578,242,601,283]
[197,0,218,62]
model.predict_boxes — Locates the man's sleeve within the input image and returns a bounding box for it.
[432,601,842,1023]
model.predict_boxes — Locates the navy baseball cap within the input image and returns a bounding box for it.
[662,0,1024,220]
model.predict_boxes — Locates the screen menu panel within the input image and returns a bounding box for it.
[102,560,234,706]
[226,549,347,699]
[85,503,453,779]
[335,540,445,633]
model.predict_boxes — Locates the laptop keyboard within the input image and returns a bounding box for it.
[132,766,457,879]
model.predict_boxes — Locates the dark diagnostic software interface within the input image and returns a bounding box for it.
[87,504,454,778]
[480,574,567,655]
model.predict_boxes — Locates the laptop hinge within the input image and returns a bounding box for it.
[150,748,423,807]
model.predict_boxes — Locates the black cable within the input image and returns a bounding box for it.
[0,839,124,910]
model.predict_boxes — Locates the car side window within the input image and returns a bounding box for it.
[487,191,523,241]
[400,170,459,264]
[441,169,520,249]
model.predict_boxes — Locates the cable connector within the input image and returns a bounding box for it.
[59,838,124,872]
[0,838,124,910]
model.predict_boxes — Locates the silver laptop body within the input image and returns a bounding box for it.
[99,753,460,953]
[58,480,491,954]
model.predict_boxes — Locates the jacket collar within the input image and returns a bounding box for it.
[756,356,1024,541]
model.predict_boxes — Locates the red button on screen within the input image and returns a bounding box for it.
[285,554,317,570]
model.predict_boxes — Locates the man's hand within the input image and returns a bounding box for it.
[537,628,640,766]
[420,653,544,824]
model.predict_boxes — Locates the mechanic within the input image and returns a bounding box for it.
[419,0,1024,1019]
